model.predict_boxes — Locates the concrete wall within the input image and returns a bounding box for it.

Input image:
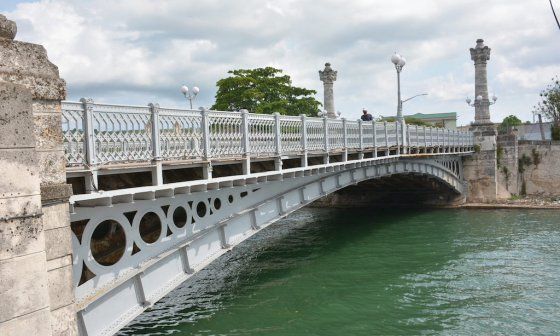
[518,141,560,197]
[496,133,518,199]
[0,82,53,336]
[463,124,498,202]
[0,14,76,335]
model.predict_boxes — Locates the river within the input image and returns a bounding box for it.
[119,208,560,335]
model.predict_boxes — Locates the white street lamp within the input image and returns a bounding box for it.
[391,52,406,121]
[466,93,497,107]
[180,84,200,109]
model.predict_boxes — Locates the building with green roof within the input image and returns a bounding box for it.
[406,112,457,129]
[382,112,457,129]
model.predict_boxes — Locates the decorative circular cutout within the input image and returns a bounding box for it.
[91,220,126,266]
[213,198,222,210]
[196,201,207,218]
[228,195,234,203]
[173,206,188,228]
[139,212,161,244]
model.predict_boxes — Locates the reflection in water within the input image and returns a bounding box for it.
[119,209,560,336]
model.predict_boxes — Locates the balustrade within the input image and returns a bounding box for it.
[62,100,475,168]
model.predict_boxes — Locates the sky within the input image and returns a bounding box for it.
[2,0,559,126]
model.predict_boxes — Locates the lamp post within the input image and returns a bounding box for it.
[391,52,407,153]
[391,52,406,121]
[180,85,200,109]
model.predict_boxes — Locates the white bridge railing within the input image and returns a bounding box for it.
[62,99,474,167]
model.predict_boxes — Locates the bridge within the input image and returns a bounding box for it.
[0,15,493,336]
[61,100,474,335]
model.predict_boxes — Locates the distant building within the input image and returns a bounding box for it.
[382,112,457,129]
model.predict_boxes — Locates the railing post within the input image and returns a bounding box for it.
[401,118,408,154]
[300,114,308,167]
[448,129,452,152]
[342,118,348,161]
[415,125,419,154]
[80,98,98,193]
[373,120,377,158]
[430,126,434,152]
[454,130,458,152]
[423,126,427,153]
[395,121,400,154]
[149,103,163,186]
[443,128,447,153]
[240,109,251,174]
[438,128,442,153]
[358,119,364,159]
[273,112,282,170]
[323,116,329,164]
[384,121,389,156]
[200,107,212,179]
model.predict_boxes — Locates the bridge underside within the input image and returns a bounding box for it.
[315,173,465,208]
[69,154,465,336]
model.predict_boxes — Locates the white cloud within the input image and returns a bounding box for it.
[5,0,560,126]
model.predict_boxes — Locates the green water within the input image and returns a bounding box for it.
[120,209,560,335]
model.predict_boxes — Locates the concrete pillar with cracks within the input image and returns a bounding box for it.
[0,14,77,335]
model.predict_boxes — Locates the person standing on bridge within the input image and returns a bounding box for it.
[361,108,373,121]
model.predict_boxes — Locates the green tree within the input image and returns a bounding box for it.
[533,76,560,128]
[498,115,522,134]
[211,67,322,116]
[533,76,560,140]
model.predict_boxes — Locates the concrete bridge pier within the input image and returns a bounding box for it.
[0,15,76,335]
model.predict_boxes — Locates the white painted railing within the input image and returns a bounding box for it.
[62,99,474,167]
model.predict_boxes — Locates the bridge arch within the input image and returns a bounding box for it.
[69,154,465,335]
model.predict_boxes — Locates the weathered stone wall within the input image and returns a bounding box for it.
[0,14,76,335]
[496,133,519,199]
[0,82,53,336]
[463,124,498,202]
[518,141,560,197]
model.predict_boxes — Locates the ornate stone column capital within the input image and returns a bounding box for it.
[470,39,491,64]
[319,62,337,83]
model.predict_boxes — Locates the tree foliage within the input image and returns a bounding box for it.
[498,115,522,134]
[533,76,560,126]
[211,67,322,116]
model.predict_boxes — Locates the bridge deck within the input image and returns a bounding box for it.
[62,100,474,193]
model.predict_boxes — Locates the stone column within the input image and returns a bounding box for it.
[470,39,491,124]
[0,14,77,335]
[463,39,498,203]
[319,62,337,119]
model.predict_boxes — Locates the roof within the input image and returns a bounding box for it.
[405,112,457,120]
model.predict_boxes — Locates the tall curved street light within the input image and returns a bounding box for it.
[180,85,200,109]
[391,52,406,121]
